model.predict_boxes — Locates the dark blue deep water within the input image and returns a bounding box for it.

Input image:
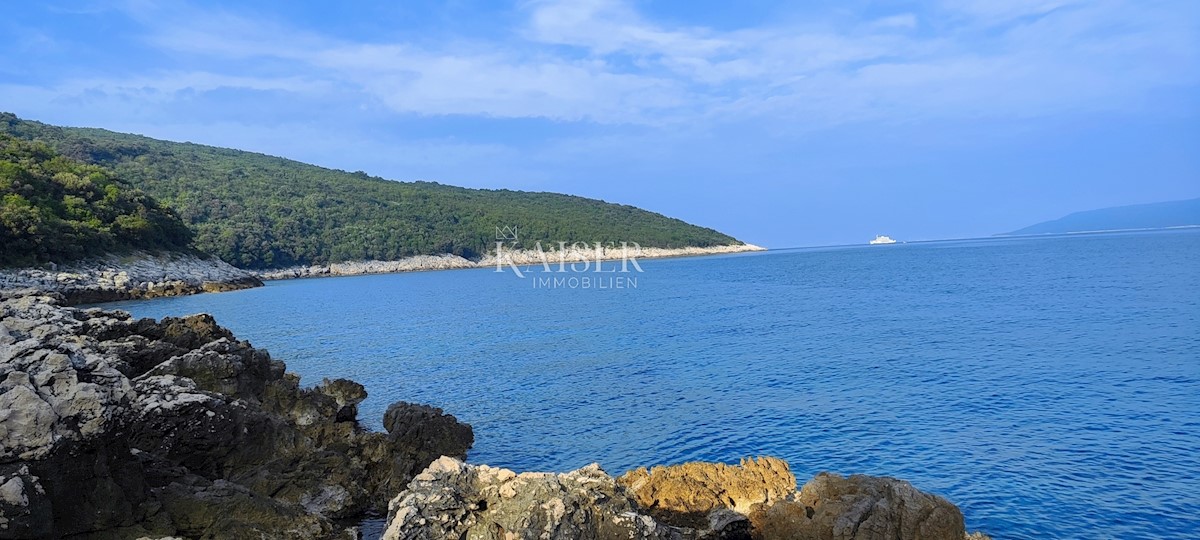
[102,230,1200,539]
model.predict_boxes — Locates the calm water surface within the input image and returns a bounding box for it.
[102,230,1200,539]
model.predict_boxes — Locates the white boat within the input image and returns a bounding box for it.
[869,235,897,245]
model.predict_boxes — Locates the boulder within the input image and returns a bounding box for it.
[750,472,966,540]
[383,402,477,485]
[619,456,795,528]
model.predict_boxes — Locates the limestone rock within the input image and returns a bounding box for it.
[619,456,795,529]
[382,457,683,540]
[0,293,473,538]
[0,252,262,304]
[386,458,980,540]
[750,472,966,540]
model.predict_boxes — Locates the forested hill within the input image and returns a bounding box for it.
[1005,198,1200,236]
[0,134,193,267]
[0,113,742,269]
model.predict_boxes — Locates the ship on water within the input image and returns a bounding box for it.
[870,235,897,245]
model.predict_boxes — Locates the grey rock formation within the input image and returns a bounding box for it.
[0,293,472,539]
[385,458,983,540]
[382,457,686,540]
[0,252,262,304]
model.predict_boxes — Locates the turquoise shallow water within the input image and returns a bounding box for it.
[101,230,1200,539]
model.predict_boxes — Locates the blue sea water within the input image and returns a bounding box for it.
[101,230,1200,539]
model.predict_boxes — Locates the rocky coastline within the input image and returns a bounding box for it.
[0,293,472,538]
[257,243,767,280]
[0,244,765,303]
[0,293,988,539]
[0,252,262,305]
[384,456,989,540]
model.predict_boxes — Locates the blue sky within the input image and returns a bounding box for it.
[2,0,1197,247]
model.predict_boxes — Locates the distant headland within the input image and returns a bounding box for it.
[1002,198,1200,236]
[0,113,760,301]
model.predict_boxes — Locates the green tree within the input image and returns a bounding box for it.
[1,112,744,269]
[0,134,194,266]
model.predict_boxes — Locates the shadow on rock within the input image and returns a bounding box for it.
[383,456,990,540]
[0,293,473,539]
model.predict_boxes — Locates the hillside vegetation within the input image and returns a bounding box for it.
[0,134,192,266]
[1,113,741,269]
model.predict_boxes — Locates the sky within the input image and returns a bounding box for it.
[1,0,1197,247]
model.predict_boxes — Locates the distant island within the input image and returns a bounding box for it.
[1003,198,1200,236]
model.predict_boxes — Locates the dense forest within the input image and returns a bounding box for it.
[1,113,741,269]
[0,134,193,266]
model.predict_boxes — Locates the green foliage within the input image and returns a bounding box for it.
[0,133,193,266]
[1,113,741,269]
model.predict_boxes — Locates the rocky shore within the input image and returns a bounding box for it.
[0,252,262,305]
[257,244,766,280]
[0,244,765,303]
[382,456,989,540]
[0,293,472,538]
[1,293,988,540]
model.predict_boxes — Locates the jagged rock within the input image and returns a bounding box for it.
[749,472,966,540]
[137,313,235,351]
[619,456,795,528]
[0,293,473,538]
[319,378,368,422]
[385,458,978,540]
[383,402,477,483]
[382,456,685,540]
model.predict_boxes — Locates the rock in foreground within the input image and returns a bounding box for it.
[383,457,679,540]
[619,456,796,528]
[385,457,985,540]
[751,472,966,540]
[0,293,472,539]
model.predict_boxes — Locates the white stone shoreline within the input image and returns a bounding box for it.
[256,243,766,280]
[0,251,262,304]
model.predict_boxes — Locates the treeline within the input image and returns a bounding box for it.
[1,113,741,269]
[0,134,193,266]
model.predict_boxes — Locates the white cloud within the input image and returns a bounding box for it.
[314,44,687,121]
[17,0,1197,128]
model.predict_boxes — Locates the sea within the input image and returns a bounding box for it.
[100,229,1200,539]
